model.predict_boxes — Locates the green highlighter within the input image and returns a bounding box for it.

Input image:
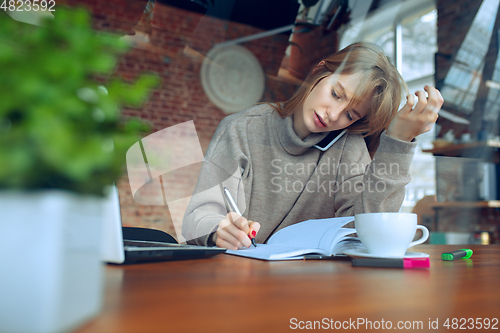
[441,249,473,261]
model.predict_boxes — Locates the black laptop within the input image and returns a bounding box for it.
[101,186,225,264]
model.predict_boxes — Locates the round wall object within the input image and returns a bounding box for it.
[200,45,265,113]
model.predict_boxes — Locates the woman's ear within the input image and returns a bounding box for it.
[318,60,326,66]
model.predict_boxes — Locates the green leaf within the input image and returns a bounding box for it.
[0,7,159,195]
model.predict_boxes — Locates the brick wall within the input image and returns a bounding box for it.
[68,0,300,241]
[288,24,339,80]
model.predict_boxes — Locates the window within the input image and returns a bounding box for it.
[364,25,395,64]
[400,9,437,82]
[340,0,438,212]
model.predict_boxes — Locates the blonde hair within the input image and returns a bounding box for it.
[274,42,407,154]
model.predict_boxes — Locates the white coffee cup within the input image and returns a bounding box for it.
[355,212,429,257]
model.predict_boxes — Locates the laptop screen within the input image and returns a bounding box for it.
[101,185,126,264]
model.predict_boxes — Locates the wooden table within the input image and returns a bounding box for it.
[78,245,500,333]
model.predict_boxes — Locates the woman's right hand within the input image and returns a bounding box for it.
[387,85,443,142]
[215,212,260,250]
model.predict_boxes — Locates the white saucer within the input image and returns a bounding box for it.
[343,248,429,259]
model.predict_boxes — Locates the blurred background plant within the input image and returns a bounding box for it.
[0,6,159,196]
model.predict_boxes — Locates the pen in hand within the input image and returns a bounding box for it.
[223,187,257,248]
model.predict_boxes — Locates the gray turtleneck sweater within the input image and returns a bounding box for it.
[182,103,417,246]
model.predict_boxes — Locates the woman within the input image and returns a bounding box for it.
[182,42,443,250]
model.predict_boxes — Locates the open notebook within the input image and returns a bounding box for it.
[101,186,225,264]
[226,216,364,261]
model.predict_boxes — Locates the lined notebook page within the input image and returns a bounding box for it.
[268,217,354,250]
[225,217,356,260]
[226,244,328,260]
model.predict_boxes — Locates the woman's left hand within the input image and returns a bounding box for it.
[387,85,444,142]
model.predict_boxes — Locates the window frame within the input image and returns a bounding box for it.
[340,0,436,83]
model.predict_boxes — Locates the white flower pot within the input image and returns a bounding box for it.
[0,190,105,333]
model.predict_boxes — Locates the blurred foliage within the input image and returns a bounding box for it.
[0,7,159,196]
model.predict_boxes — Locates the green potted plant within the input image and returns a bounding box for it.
[0,6,158,333]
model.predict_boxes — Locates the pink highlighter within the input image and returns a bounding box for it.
[351,258,430,269]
